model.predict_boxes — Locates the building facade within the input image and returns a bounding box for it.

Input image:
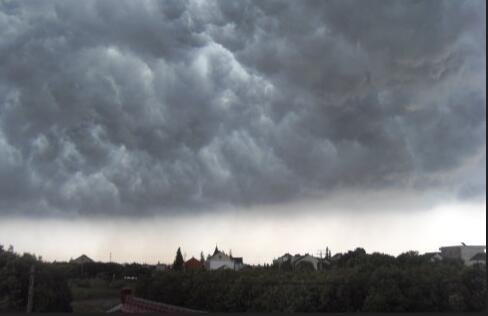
[205,246,244,271]
[185,257,204,270]
[439,244,486,266]
[70,254,94,264]
[273,253,330,271]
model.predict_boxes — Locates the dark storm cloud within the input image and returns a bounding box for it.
[0,0,485,216]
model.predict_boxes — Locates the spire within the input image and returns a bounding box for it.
[213,245,219,255]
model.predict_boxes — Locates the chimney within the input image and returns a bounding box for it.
[120,288,133,304]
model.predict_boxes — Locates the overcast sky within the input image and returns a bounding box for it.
[0,0,485,263]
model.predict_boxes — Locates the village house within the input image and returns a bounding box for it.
[185,257,204,270]
[70,254,94,264]
[424,252,444,262]
[469,252,486,265]
[205,246,244,271]
[273,253,330,271]
[439,243,486,266]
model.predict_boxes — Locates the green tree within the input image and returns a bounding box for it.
[134,248,487,313]
[0,245,72,312]
[173,247,184,271]
[461,265,487,311]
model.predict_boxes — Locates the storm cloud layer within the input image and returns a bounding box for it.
[0,0,485,217]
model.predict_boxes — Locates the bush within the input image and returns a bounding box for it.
[134,254,487,312]
[0,247,72,312]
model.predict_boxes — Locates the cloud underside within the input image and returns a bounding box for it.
[0,0,485,216]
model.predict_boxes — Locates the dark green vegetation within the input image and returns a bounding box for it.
[0,244,148,312]
[69,278,126,312]
[0,245,72,312]
[1,245,487,312]
[136,249,487,312]
[173,247,184,271]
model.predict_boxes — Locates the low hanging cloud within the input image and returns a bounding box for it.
[0,0,485,217]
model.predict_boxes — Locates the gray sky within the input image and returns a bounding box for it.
[0,0,485,263]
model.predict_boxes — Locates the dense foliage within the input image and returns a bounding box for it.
[1,244,486,312]
[0,245,72,312]
[173,247,184,271]
[51,261,153,281]
[135,249,487,312]
[0,244,154,312]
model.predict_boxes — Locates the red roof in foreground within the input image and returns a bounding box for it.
[107,288,204,313]
[120,296,203,313]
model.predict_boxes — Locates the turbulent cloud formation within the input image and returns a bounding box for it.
[0,0,485,217]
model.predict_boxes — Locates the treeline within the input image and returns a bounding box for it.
[0,245,72,312]
[0,244,153,312]
[135,248,487,312]
[51,261,154,281]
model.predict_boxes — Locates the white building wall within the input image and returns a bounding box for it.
[295,255,319,270]
[461,246,485,266]
[208,259,235,270]
[440,245,485,266]
[206,252,242,270]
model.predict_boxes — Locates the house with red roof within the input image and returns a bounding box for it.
[185,257,204,270]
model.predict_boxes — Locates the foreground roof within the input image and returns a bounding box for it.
[108,289,204,313]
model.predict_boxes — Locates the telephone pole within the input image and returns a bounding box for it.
[26,265,35,313]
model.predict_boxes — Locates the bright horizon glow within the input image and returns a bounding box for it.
[0,199,485,265]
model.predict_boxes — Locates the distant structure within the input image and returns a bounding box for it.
[70,254,94,264]
[439,243,486,266]
[185,257,204,271]
[155,262,170,272]
[424,252,443,262]
[469,252,486,265]
[205,246,244,271]
[273,253,330,271]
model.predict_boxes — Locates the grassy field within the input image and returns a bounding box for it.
[69,278,133,312]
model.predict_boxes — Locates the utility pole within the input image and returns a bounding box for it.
[26,265,35,313]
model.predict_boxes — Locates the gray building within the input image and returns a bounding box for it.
[70,254,94,264]
[439,243,485,266]
[273,253,330,271]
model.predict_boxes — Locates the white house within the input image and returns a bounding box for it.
[424,252,443,262]
[205,246,244,271]
[439,243,486,266]
[273,253,330,271]
[469,252,486,265]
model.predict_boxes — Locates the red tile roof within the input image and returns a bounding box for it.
[108,288,204,313]
[185,257,204,270]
